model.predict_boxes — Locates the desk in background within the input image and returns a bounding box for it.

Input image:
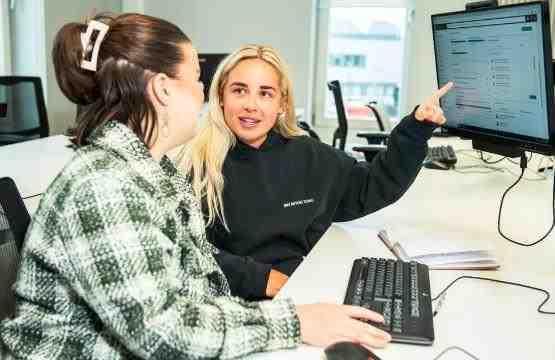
[0,135,74,213]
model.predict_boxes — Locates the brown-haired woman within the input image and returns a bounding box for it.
[0,14,390,359]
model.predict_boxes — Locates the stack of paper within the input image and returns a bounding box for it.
[378,228,500,270]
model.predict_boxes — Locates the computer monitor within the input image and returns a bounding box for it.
[198,53,229,101]
[432,1,555,156]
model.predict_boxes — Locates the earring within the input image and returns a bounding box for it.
[160,109,170,138]
[161,122,170,138]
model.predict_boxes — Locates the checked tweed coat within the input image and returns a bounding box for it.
[0,122,301,359]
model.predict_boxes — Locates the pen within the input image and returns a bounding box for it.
[378,229,409,261]
[377,229,397,257]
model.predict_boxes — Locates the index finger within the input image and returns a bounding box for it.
[434,81,454,99]
[342,305,385,323]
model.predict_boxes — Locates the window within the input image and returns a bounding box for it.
[314,1,408,129]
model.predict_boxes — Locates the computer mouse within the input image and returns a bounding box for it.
[423,160,450,170]
[324,341,382,360]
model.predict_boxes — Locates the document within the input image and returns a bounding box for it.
[378,228,500,270]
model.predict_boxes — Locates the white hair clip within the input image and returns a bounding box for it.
[80,20,109,72]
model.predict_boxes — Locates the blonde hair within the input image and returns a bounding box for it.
[177,44,305,228]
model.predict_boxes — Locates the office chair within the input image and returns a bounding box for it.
[327,80,389,161]
[298,120,321,141]
[0,177,31,320]
[0,76,49,146]
[359,101,390,144]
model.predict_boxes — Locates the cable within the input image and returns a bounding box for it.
[537,155,554,173]
[456,150,548,180]
[479,150,506,164]
[497,153,555,246]
[22,193,42,200]
[431,275,554,315]
[503,167,547,181]
[453,168,502,174]
[453,164,504,174]
[432,346,480,360]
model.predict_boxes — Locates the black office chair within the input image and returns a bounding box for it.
[298,120,321,141]
[0,76,49,146]
[327,80,389,161]
[0,177,31,320]
[359,101,390,144]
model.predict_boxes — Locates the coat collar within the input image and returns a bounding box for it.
[88,121,183,202]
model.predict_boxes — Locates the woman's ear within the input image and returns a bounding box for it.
[149,73,171,107]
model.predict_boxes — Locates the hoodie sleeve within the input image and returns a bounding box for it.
[213,250,273,300]
[207,222,272,300]
[334,110,436,222]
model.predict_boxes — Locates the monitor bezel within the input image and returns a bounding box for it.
[431,1,555,155]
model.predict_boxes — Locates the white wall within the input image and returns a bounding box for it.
[44,0,121,135]
[142,0,316,116]
[9,0,46,87]
[122,0,144,13]
[0,0,11,75]
[143,0,195,39]
[404,0,468,111]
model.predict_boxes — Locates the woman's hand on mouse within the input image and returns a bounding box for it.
[295,303,392,349]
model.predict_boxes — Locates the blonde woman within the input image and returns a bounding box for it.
[183,45,451,301]
[1,18,393,359]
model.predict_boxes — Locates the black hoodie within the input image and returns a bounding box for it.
[206,112,435,300]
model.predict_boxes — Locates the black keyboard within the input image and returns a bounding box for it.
[425,145,457,166]
[344,257,435,345]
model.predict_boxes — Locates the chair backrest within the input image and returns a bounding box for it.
[366,101,386,132]
[0,76,49,146]
[327,80,348,151]
[298,121,321,141]
[0,177,31,320]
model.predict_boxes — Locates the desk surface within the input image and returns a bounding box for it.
[249,140,555,359]
[2,136,554,359]
[0,135,74,212]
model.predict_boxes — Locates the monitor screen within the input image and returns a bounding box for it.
[432,2,554,155]
[198,53,229,102]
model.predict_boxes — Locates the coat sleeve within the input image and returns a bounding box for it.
[61,176,301,359]
[334,111,435,222]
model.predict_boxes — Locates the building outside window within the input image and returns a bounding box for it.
[315,2,408,129]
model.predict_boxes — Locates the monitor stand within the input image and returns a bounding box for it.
[472,138,523,158]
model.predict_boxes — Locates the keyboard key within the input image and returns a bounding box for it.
[425,145,458,167]
[392,299,404,333]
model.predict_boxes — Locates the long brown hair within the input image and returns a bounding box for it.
[52,13,190,146]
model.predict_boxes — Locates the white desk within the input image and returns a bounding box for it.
[249,140,555,359]
[0,135,74,213]
[2,136,554,359]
